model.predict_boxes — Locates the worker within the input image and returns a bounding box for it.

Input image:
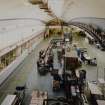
[90,58,97,65]
[39,50,44,59]
[62,45,65,55]
[47,55,53,70]
[80,52,85,62]
[76,47,81,57]
[53,74,61,81]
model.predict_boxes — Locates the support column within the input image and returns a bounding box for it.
[44,25,49,39]
[16,46,22,57]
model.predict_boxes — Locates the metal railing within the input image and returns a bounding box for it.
[68,22,105,48]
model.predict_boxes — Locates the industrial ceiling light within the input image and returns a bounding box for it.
[29,0,43,5]
[39,3,48,10]
[44,8,51,12]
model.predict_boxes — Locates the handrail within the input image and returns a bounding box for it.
[70,17,105,22]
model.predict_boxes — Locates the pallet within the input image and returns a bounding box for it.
[29,90,48,105]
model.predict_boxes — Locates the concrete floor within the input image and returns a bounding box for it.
[0,35,105,104]
[73,35,105,81]
[0,39,49,103]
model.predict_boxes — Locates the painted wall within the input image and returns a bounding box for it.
[0,34,43,85]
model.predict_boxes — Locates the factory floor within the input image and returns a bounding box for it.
[0,35,105,105]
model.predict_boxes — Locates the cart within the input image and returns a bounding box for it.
[52,80,60,91]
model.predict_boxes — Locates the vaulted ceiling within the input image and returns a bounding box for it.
[1,0,105,22]
[0,0,105,49]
